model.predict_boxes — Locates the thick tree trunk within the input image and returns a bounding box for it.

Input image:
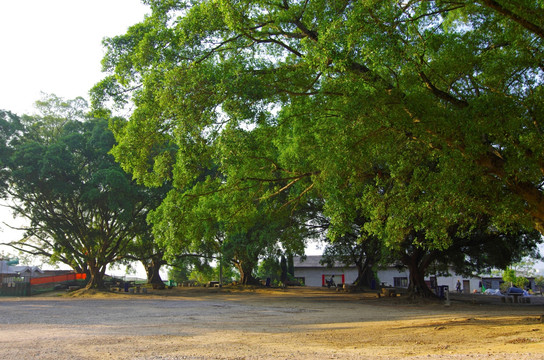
[401,246,438,298]
[234,261,260,285]
[145,256,166,289]
[513,181,544,235]
[476,150,544,235]
[405,261,435,298]
[353,263,374,289]
[85,263,106,289]
[146,264,165,289]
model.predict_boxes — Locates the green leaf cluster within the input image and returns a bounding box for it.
[92,0,544,288]
[1,95,166,288]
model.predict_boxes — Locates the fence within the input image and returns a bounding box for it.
[0,281,30,296]
[0,273,87,296]
[30,273,86,285]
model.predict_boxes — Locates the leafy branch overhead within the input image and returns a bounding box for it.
[93,1,544,239]
[15,0,532,294]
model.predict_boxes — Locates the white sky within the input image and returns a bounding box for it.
[0,0,149,116]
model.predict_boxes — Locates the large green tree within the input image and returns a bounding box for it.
[1,96,162,289]
[147,159,309,284]
[93,1,544,279]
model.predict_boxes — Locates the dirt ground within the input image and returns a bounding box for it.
[0,287,543,360]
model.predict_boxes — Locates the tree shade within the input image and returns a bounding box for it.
[92,1,544,288]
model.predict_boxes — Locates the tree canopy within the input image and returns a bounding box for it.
[92,1,544,288]
[0,95,165,288]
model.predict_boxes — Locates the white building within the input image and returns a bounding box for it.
[293,255,482,293]
[293,256,358,287]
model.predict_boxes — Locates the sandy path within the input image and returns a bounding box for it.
[0,287,543,359]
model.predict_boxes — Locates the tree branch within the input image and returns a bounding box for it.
[242,171,320,183]
[480,0,544,39]
[419,71,469,108]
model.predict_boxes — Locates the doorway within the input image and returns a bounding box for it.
[463,280,470,294]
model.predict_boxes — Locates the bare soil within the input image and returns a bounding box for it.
[0,286,543,359]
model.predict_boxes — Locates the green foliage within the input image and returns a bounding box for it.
[167,257,193,283]
[440,220,542,278]
[514,276,529,289]
[188,267,213,285]
[502,267,529,289]
[1,95,162,288]
[92,1,544,288]
[0,110,22,192]
[215,262,238,284]
[499,281,511,293]
[20,93,88,144]
[256,256,282,283]
[501,259,543,290]
[503,268,517,285]
[535,275,544,292]
[187,261,237,285]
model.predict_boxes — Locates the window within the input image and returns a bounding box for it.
[394,277,408,288]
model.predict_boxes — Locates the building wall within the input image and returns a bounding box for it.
[377,268,409,287]
[437,275,481,293]
[378,268,481,293]
[294,267,359,287]
[295,265,482,292]
[482,278,503,290]
[482,277,537,291]
[0,261,10,274]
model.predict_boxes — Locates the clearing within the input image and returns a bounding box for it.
[0,287,543,359]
